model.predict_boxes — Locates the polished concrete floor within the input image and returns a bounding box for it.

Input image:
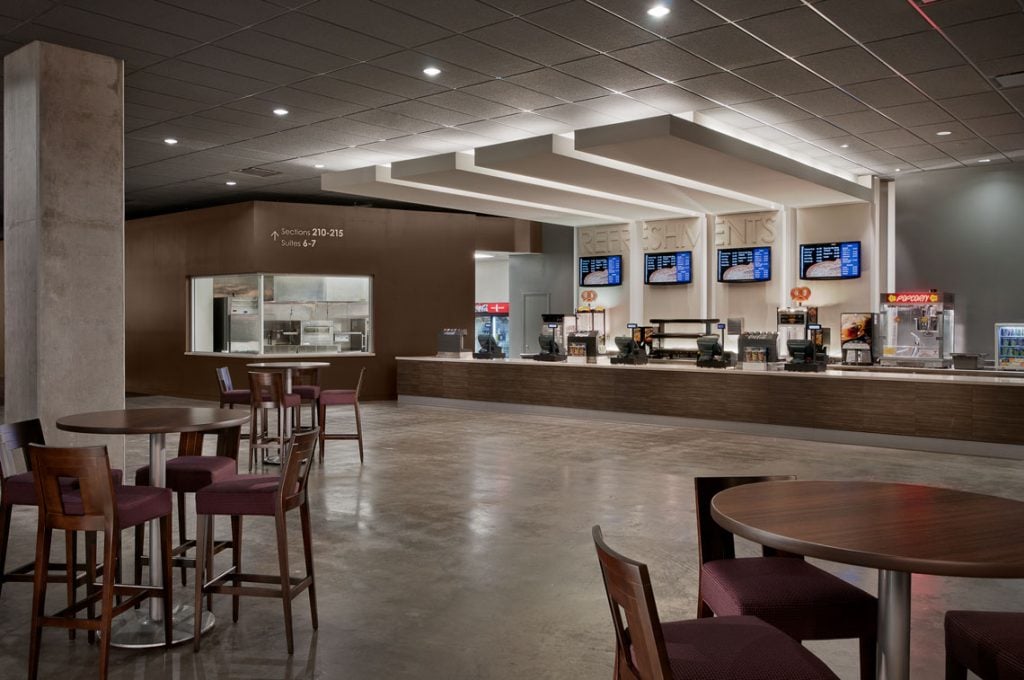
[1,395,1023,679]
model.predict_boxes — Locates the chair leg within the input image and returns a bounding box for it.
[354,402,364,464]
[193,514,208,652]
[177,492,188,586]
[160,515,174,647]
[0,502,11,601]
[945,652,968,680]
[859,636,877,680]
[65,530,77,640]
[300,502,317,629]
[98,531,118,680]
[28,526,52,680]
[86,532,98,644]
[317,403,327,463]
[134,523,144,587]
[275,511,294,654]
[231,516,242,622]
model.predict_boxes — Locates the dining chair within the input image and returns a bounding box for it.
[193,429,319,654]
[592,525,839,680]
[291,367,321,431]
[216,366,251,409]
[134,427,241,586]
[945,610,1024,679]
[317,367,366,464]
[28,444,173,680]
[248,371,300,471]
[695,476,878,680]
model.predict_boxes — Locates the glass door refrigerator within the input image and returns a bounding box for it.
[995,323,1024,371]
[474,303,510,357]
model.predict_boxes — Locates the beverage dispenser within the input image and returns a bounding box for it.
[879,291,955,367]
[777,307,818,359]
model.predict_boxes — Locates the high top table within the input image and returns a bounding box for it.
[57,407,249,648]
[711,480,1024,680]
[247,361,329,462]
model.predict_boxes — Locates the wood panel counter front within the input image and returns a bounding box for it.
[397,357,1024,446]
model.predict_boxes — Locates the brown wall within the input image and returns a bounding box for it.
[126,201,538,401]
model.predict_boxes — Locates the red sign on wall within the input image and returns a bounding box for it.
[475,302,510,314]
[885,292,940,304]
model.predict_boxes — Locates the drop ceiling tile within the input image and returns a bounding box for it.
[625,84,716,112]
[255,13,398,61]
[230,128,348,156]
[196,106,299,132]
[861,128,925,148]
[908,65,993,100]
[900,154,959,169]
[701,108,763,129]
[418,35,538,77]
[223,97,334,125]
[827,109,898,134]
[797,46,895,85]
[420,91,522,118]
[732,97,815,124]
[670,24,780,70]
[976,54,1024,79]
[33,5,200,56]
[532,103,618,127]
[215,30,356,74]
[374,0,509,32]
[461,78,568,110]
[418,126,513,148]
[557,55,663,92]
[7,24,164,71]
[945,13,1024,63]
[526,1,654,52]
[818,136,879,153]
[740,8,855,57]
[1004,87,1024,110]
[382,100,481,127]
[966,113,1024,137]
[938,92,1014,119]
[696,0,803,21]
[172,114,274,139]
[845,78,928,108]
[744,125,801,145]
[988,132,1024,152]
[0,1,58,21]
[608,41,718,83]
[814,0,929,42]
[371,51,492,89]
[782,141,835,158]
[313,117,417,143]
[467,20,596,66]
[588,0,724,37]
[457,120,533,141]
[843,149,904,167]
[892,144,951,161]
[788,88,869,116]
[505,68,607,101]
[145,60,276,96]
[344,109,438,134]
[181,45,313,83]
[879,101,954,127]
[331,64,448,99]
[867,31,965,74]
[677,72,772,105]
[909,121,974,141]
[734,60,830,95]
[125,89,209,115]
[575,94,665,120]
[260,87,368,115]
[774,118,848,140]
[293,76,403,108]
[935,138,997,159]
[301,0,451,47]
[493,111,574,133]
[126,72,237,106]
[924,0,1020,27]
[156,0,299,26]
[482,0,572,11]
[65,0,236,41]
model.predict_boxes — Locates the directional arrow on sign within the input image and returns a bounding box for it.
[271,230,279,241]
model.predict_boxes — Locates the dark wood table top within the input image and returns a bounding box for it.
[246,361,330,369]
[56,407,249,435]
[711,480,1024,578]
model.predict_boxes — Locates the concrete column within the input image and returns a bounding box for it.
[4,41,125,457]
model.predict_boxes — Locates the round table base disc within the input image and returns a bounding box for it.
[108,604,215,648]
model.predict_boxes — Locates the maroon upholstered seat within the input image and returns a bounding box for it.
[319,389,355,406]
[945,610,1024,680]
[6,469,125,506]
[221,389,251,405]
[216,367,251,409]
[62,486,172,528]
[292,385,320,399]
[196,475,293,517]
[695,476,877,680]
[135,456,237,493]
[593,525,838,680]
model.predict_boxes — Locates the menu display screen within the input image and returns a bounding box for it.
[579,255,622,287]
[800,241,861,280]
[717,247,771,282]
[644,251,692,285]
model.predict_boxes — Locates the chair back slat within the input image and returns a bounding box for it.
[249,371,287,408]
[215,426,242,461]
[216,366,234,393]
[280,429,318,509]
[292,368,319,387]
[353,367,366,400]
[29,444,114,533]
[178,431,205,457]
[0,418,46,479]
[694,475,796,564]
[593,526,673,680]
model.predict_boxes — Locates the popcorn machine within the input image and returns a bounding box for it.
[879,291,955,368]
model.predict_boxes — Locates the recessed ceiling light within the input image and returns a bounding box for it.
[840,143,849,148]
[978,158,991,163]
[520,109,533,114]
[163,138,178,145]
[314,163,325,169]
[423,66,441,76]
[936,130,952,136]
[647,4,670,17]
[894,168,901,172]
[474,253,494,259]
[226,181,237,186]
[273,108,289,116]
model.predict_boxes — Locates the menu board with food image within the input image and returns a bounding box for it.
[645,251,692,285]
[579,255,622,287]
[717,247,771,282]
[840,313,872,347]
[800,241,861,280]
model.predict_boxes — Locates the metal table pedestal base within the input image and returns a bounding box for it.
[877,569,911,680]
[110,604,214,648]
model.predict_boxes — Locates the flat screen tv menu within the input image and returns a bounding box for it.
[644,251,692,284]
[718,247,771,282]
[800,241,860,279]
[579,255,622,286]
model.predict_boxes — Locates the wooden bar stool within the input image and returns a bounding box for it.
[291,367,321,431]
[193,429,319,654]
[28,444,173,680]
[216,367,251,410]
[248,371,300,471]
[316,367,366,464]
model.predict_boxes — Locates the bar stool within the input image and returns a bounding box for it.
[216,366,251,410]
[945,610,1024,679]
[291,367,321,431]
[133,427,241,586]
[248,371,300,471]
[28,444,173,680]
[193,429,319,654]
[317,367,366,464]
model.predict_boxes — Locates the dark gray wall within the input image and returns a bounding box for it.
[508,224,574,357]
[896,164,1024,355]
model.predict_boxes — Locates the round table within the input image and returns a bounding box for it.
[56,407,249,648]
[711,480,1024,680]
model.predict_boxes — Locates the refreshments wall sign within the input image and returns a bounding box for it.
[269,226,344,249]
[885,292,940,304]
